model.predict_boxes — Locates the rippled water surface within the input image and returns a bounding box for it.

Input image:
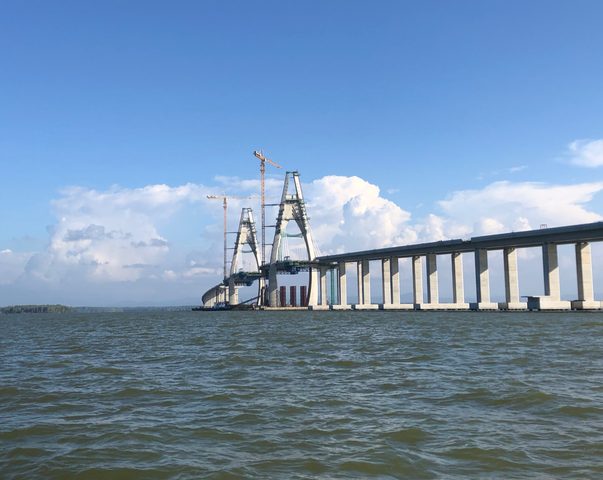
[1,311,602,479]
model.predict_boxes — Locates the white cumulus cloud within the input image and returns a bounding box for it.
[438,181,603,235]
[25,183,217,284]
[568,139,603,167]
[306,175,416,253]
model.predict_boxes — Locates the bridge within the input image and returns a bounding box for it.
[201,169,603,311]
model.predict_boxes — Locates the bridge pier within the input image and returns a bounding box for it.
[391,257,401,307]
[320,267,328,305]
[331,261,351,310]
[427,254,439,304]
[447,252,469,309]
[418,254,443,310]
[268,265,279,306]
[312,266,330,310]
[412,255,423,308]
[308,267,319,307]
[471,249,498,310]
[380,257,406,309]
[381,258,391,307]
[355,261,362,306]
[499,247,526,310]
[228,276,240,306]
[258,277,266,307]
[572,242,600,309]
[533,243,571,310]
[354,259,377,309]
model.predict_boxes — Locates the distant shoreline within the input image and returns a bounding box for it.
[0,305,71,314]
[0,305,196,314]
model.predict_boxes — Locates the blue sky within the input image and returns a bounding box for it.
[1,1,603,305]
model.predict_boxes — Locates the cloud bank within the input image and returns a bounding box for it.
[438,180,603,236]
[33,184,211,283]
[1,174,603,305]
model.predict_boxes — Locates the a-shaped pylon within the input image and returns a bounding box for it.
[268,171,318,306]
[228,208,261,305]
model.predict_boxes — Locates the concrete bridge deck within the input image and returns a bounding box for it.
[317,221,603,263]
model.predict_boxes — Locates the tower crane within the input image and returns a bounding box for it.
[207,194,254,282]
[253,150,282,266]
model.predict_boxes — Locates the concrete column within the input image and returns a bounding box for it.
[307,267,319,307]
[268,265,278,307]
[337,261,348,307]
[503,247,520,303]
[443,252,470,310]
[576,242,594,301]
[320,267,328,306]
[228,279,238,305]
[572,242,600,309]
[534,243,571,310]
[391,257,400,305]
[257,277,266,306]
[381,258,391,305]
[452,253,464,304]
[412,255,423,306]
[356,261,363,305]
[542,243,561,301]
[473,249,497,310]
[362,259,371,305]
[426,254,439,304]
[353,259,376,309]
[475,249,490,303]
[497,247,526,310]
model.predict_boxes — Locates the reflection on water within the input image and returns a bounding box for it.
[1,310,602,478]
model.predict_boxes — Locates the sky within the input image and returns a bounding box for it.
[1,0,603,306]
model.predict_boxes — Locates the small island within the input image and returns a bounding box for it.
[0,305,72,314]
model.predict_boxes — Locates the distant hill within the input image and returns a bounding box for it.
[0,304,72,314]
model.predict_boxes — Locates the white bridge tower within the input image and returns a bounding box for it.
[228,208,261,305]
[267,171,318,307]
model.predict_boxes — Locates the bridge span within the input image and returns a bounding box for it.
[314,221,603,311]
[202,220,603,311]
[199,156,603,312]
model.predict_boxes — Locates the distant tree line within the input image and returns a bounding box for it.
[0,305,72,314]
[0,305,194,314]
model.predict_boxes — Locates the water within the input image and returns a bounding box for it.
[1,311,602,479]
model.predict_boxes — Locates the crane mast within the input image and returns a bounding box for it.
[253,150,282,267]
